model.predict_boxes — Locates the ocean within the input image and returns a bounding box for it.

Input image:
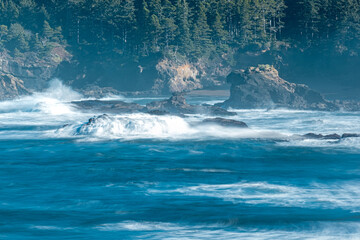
[0,80,360,239]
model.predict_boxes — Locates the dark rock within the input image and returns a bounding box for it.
[79,85,123,98]
[146,93,236,116]
[202,118,248,128]
[323,134,341,140]
[77,114,112,134]
[86,114,110,125]
[303,133,324,139]
[302,133,341,140]
[147,110,171,116]
[342,133,360,139]
[219,65,338,111]
[72,100,145,113]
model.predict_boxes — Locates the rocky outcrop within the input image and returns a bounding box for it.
[154,57,229,94]
[302,133,341,140]
[156,58,202,93]
[220,65,338,111]
[72,93,236,116]
[301,133,360,140]
[146,93,236,116]
[0,74,29,100]
[0,45,71,99]
[202,118,248,128]
[72,100,145,114]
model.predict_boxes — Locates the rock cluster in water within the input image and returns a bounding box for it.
[72,93,236,116]
[219,65,338,111]
[202,118,248,128]
[145,93,236,116]
[301,133,360,140]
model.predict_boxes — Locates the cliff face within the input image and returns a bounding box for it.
[221,65,338,111]
[0,74,29,100]
[155,59,202,93]
[58,55,230,97]
[154,58,230,94]
[0,45,71,99]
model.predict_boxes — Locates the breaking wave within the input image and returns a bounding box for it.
[55,113,285,141]
[0,80,359,148]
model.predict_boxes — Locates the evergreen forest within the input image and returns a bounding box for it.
[1,0,359,60]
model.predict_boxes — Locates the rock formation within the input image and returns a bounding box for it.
[0,74,29,100]
[0,46,71,99]
[202,118,248,128]
[72,93,236,116]
[220,65,338,111]
[146,93,236,116]
[301,133,360,140]
[72,100,145,114]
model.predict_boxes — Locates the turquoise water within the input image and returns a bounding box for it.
[1,81,360,239]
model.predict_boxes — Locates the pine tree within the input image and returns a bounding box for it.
[175,0,192,55]
[42,20,54,40]
[136,0,151,55]
[161,0,177,50]
[192,1,213,57]
[52,26,64,43]
[0,24,8,49]
[8,23,29,52]
[148,0,163,52]
[32,33,44,51]
[335,0,360,55]
[236,0,253,46]
[212,11,228,47]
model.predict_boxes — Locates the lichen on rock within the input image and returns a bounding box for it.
[156,58,202,93]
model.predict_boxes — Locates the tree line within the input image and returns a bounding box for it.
[0,0,359,59]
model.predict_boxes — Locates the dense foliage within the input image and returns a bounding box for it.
[0,0,359,59]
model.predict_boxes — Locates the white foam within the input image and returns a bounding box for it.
[95,221,360,240]
[57,113,286,141]
[0,85,359,144]
[96,221,183,231]
[148,181,360,212]
[0,80,94,139]
[30,225,73,231]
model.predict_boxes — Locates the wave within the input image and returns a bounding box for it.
[279,137,360,150]
[30,225,74,231]
[95,220,360,240]
[0,80,93,133]
[0,80,359,145]
[148,181,360,212]
[55,113,285,141]
[0,79,82,114]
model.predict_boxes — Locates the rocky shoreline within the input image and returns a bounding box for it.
[72,92,360,142]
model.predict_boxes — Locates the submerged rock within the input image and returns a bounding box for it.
[72,94,236,116]
[342,133,360,139]
[147,110,171,116]
[146,93,236,116]
[220,65,338,111]
[301,133,360,140]
[72,100,145,113]
[202,118,248,128]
